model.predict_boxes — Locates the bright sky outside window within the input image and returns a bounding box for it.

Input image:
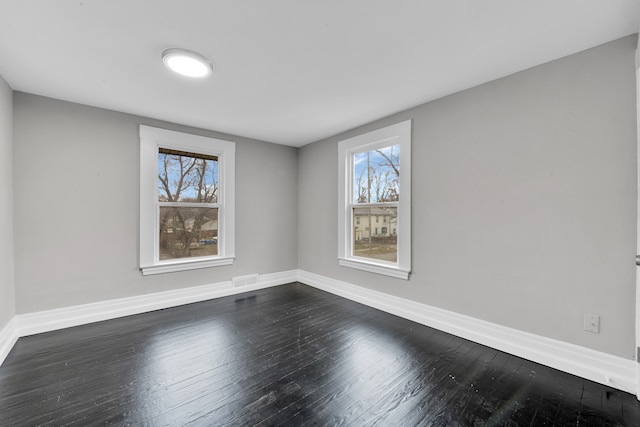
[353,145,400,204]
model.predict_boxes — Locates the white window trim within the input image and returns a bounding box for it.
[139,125,235,276]
[338,120,411,280]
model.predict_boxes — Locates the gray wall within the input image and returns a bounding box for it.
[0,74,15,329]
[13,93,298,313]
[298,35,638,359]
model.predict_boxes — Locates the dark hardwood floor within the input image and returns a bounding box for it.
[1,282,639,426]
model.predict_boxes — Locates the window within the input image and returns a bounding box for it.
[338,120,411,279]
[140,126,235,275]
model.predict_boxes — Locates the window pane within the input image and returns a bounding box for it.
[353,144,399,204]
[159,207,218,260]
[352,206,397,262]
[158,150,218,203]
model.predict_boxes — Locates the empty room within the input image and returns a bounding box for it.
[1,1,640,425]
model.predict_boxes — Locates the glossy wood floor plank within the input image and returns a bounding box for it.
[1,282,639,426]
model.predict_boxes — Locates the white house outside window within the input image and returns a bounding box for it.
[139,126,235,275]
[338,120,411,280]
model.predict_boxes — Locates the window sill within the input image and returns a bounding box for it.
[338,257,410,280]
[140,257,235,276]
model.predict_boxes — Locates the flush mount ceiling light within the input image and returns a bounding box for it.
[162,48,214,78]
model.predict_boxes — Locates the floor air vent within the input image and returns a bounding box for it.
[232,274,259,287]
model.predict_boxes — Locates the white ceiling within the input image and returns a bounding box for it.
[1,1,638,147]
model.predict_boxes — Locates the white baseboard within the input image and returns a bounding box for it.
[0,317,19,367]
[2,268,636,396]
[14,270,297,338]
[296,269,637,395]
[0,270,296,366]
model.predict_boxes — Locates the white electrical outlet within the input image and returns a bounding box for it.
[584,313,600,334]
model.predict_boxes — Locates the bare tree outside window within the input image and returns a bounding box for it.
[158,149,219,260]
[352,144,399,262]
[353,144,399,204]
